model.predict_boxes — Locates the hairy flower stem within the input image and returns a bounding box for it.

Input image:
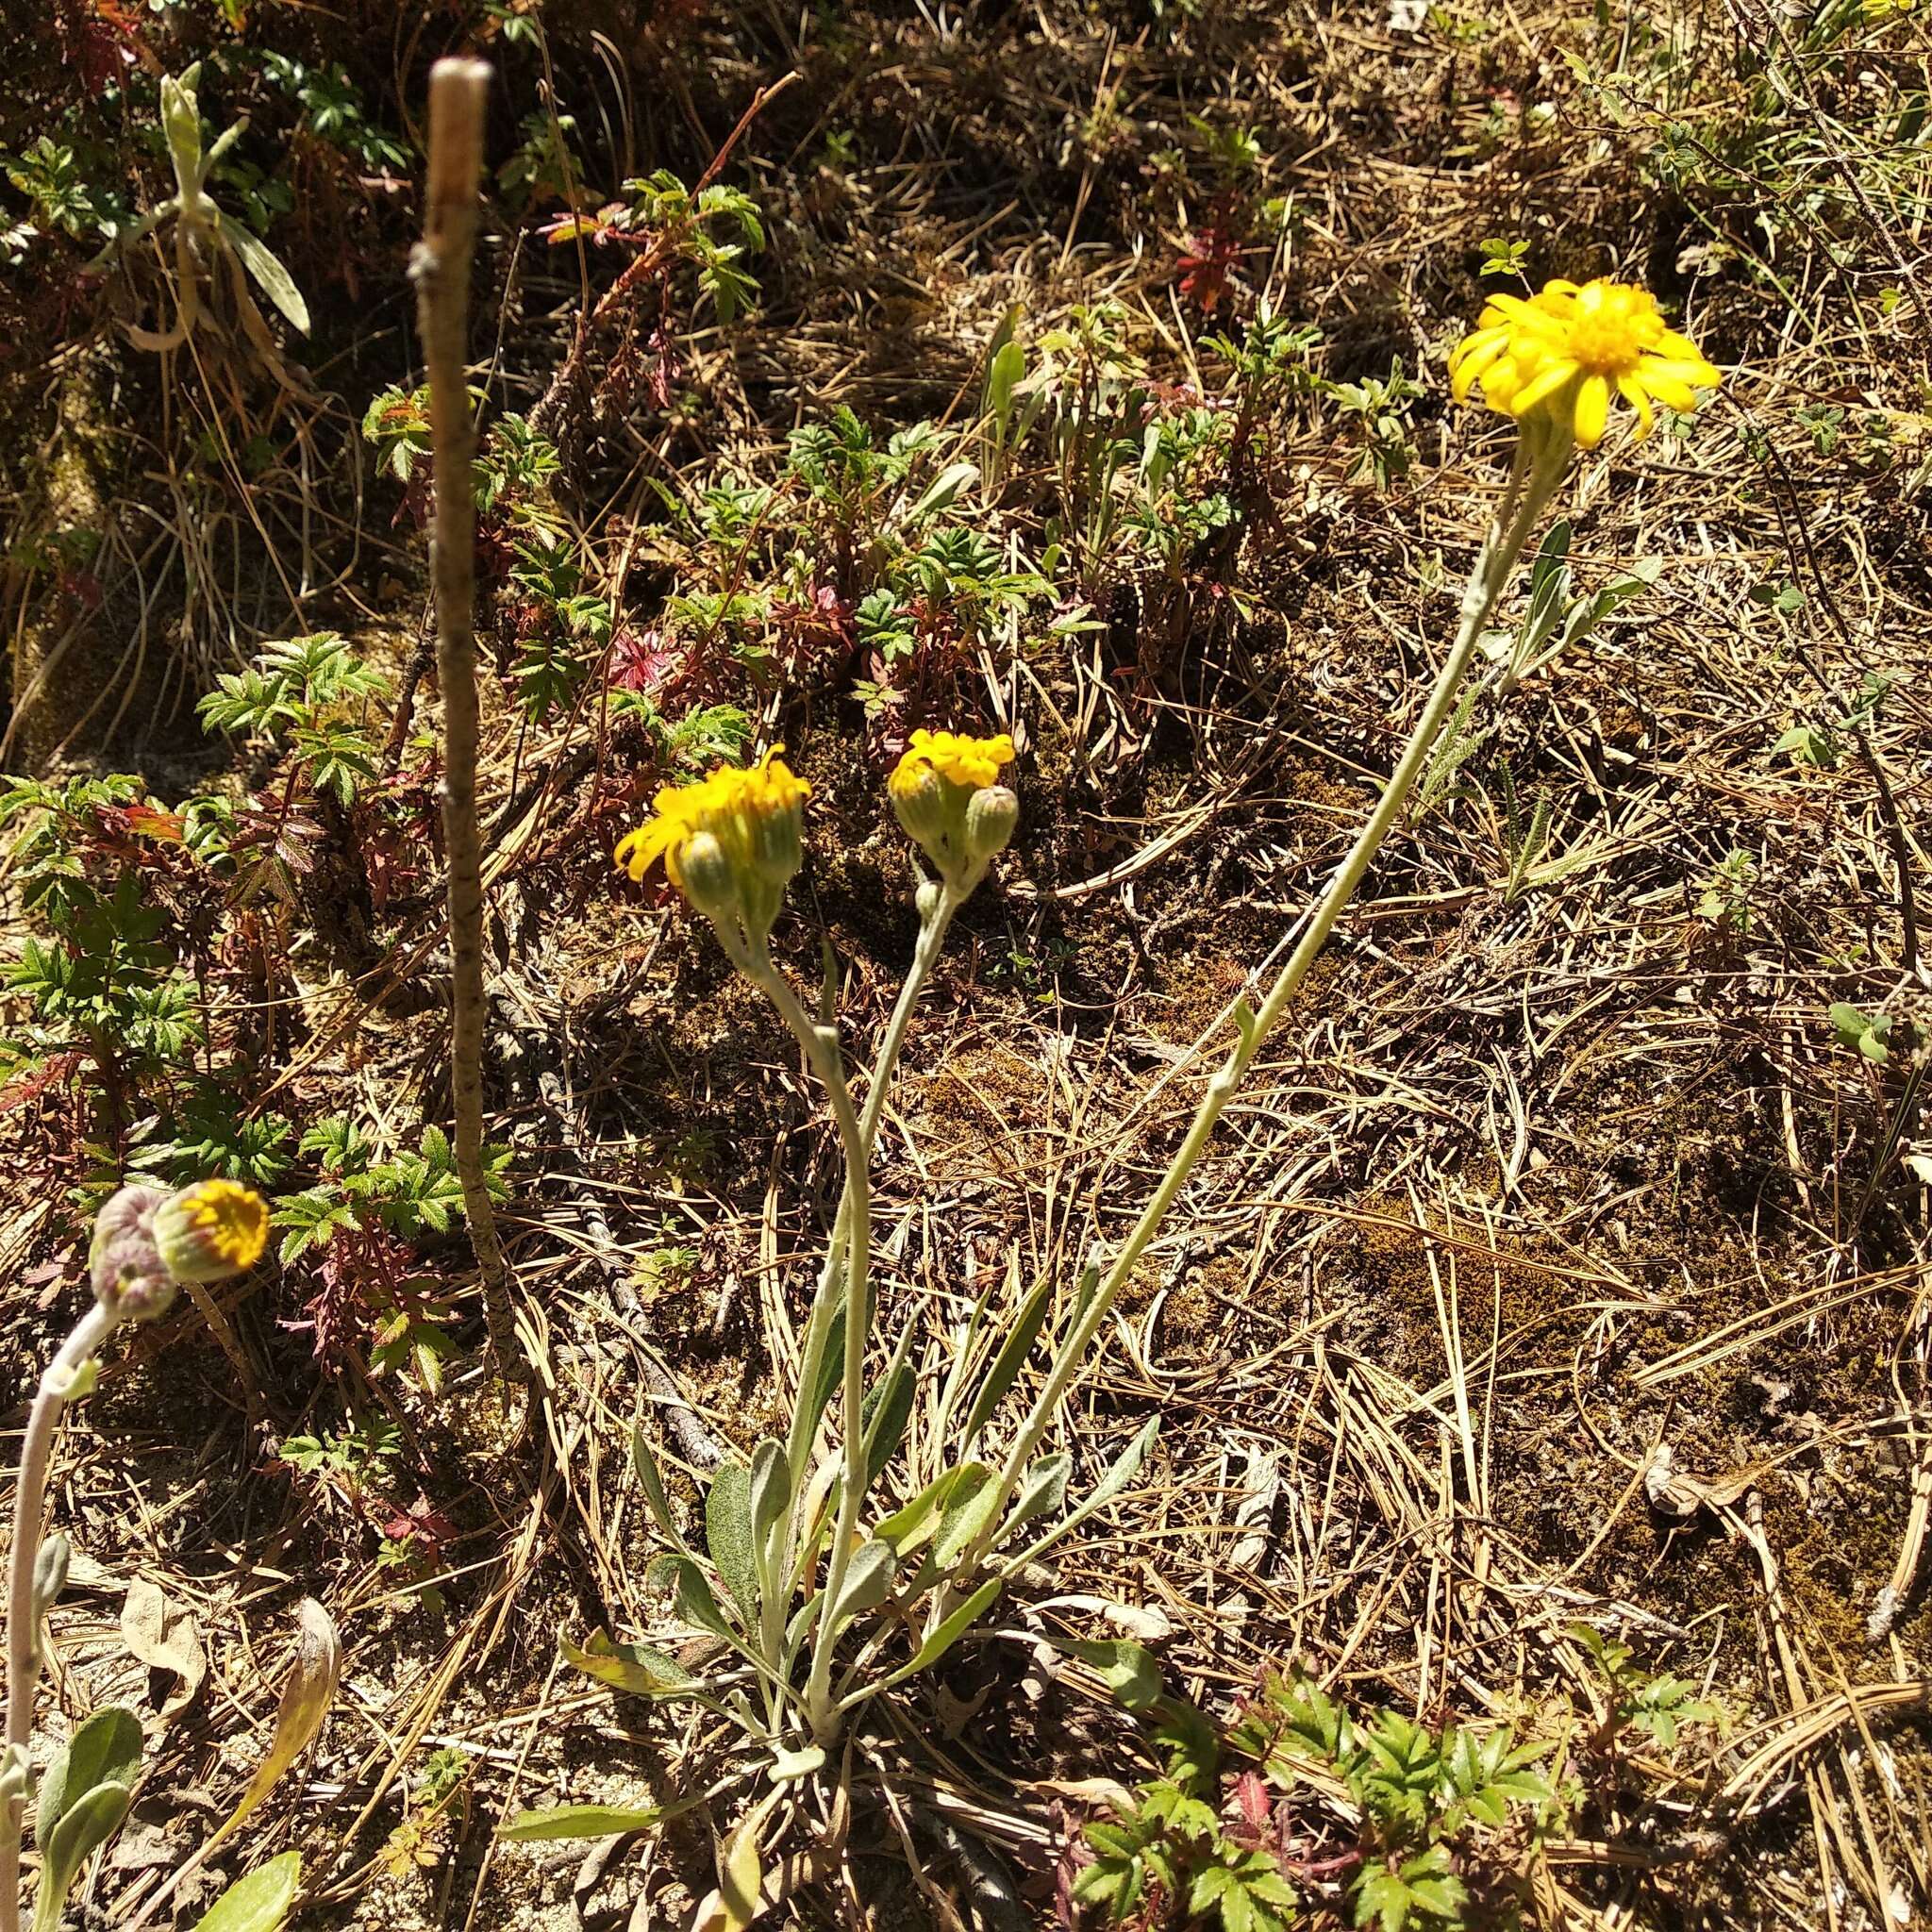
[726,941,875,1743]
[412,59,524,1381]
[782,885,961,1497]
[2,1303,118,1932]
[952,436,1564,1594]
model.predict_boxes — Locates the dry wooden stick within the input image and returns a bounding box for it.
[411,58,525,1379]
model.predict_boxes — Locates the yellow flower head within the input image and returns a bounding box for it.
[614,747,810,938]
[888,728,1018,896]
[153,1178,270,1282]
[1449,277,1721,448]
[889,729,1015,799]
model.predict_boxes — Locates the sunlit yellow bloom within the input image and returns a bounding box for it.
[1449,277,1721,448]
[1448,283,1572,415]
[153,1179,270,1281]
[888,728,1018,896]
[889,729,1014,799]
[615,746,810,893]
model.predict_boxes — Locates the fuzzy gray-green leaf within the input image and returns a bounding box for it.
[214,213,310,333]
[933,1463,999,1569]
[871,1577,1003,1696]
[1053,1635,1162,1711]
[1014,1415,1158,1567]
[824,1540,897,1636]
[649,1554,739,1649]
[995,1452,1072,1544]
[497,1803,662,1842]
[191,1852,302,1932]
[34,1781,133,1932]
[35,1705,141,1851]
[705,1459,758,1626]
[630,1425,690,1552]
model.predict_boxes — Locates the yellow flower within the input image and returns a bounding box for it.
[1449,277,1721,448]
[888,728,1018,895]
[889,729,1015,799]
[153,1179,270,1281]
[615,746,810,936]
[1448,284,1572,416]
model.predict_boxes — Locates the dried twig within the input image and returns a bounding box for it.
[411,58,525,1380]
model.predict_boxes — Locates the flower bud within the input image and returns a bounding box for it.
[675,830,740,923]
[964,786,1019,864]
[90,1184,170,1319]
[915,879,943,924]
[889,763,952,849]
[747,795,804,886]
[151,1178,269,1285]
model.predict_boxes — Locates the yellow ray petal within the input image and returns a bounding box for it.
[1616,374,1655,440]
[1572,375,1611,447]
[1508,358,1579,416]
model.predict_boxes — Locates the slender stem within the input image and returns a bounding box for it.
[782,885,961,1494]
[726,943,874,1742]
[412,59,524,1380]
[3,1303,118,1932]
[954,441,1563,1588]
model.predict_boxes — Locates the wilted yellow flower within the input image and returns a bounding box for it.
[1450,277,1721,448]
[889,729,1014,798]
[615,746,810,938]
[152,1178,270,1282]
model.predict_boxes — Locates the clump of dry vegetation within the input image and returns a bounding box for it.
[1,1,1929,1928]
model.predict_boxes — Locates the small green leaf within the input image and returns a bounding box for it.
[903,460,980,524]
[997,1452,1071,1542]
[874,1466,974,1557]
[34,1782,133,1932]
[497,1803,662,1842]
[1012,1414,1159,1566]
[824,1540,897,1636]
[192,1852,302,1932]
[716,1794,769,1931]
[560,1630,697,1697]
[933,1463,1000,1568]
[871,1577,1003,1694]
[961,1268,1055,1446]
[1054,1636,1162,1711]
[214,213,310,333]
[1232,995,1260,1054]
[986,337,1025,425]
[748,1438,791,1554]
[648,1555,739,1649]
[35,1706,141,1850]
[861,1334,917,1489]
[630,1426,691,1552]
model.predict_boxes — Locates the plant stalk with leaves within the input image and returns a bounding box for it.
[519,277,1723,1905]
[92,66,309,365]
[2,1182,268,1932]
